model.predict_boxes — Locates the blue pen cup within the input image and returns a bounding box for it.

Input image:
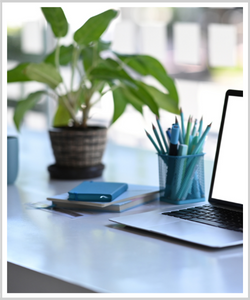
[158,153,205,204]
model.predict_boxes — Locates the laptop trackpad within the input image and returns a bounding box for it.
[148,220,243,248]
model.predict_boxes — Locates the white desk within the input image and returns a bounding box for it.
[7,129,243,294]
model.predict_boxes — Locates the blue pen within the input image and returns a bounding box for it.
[175,117,183,144]
[169,124,179,156]
[166,128,171,144]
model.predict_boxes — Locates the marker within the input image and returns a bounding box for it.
[191,123,212,154]
[169,124,179,156]
[156,115,169,153]
[171,144,188,200]
[180,107,185,142]
[178,144,188,156]
[145,130,161,154]
[152,124,165,154]
[184,116,192,146]
[198,116,203,140]
[175,117,183,144]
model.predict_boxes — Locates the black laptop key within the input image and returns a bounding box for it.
[162,205,243,232]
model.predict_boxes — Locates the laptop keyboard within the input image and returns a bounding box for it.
[162,204,243,232]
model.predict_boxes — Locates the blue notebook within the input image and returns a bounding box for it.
[68,181,128,202]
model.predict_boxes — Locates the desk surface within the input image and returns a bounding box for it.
[7,129,243,294]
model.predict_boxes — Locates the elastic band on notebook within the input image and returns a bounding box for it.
[74,193,78,200]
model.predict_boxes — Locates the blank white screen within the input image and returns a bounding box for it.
[212,95,247,205]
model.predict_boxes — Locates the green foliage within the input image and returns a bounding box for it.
[7,7,179,130]
[41,7,68,38]
[73,9,118,45]
[13,91,47,131]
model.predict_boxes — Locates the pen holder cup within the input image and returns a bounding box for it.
[158,153,205,205]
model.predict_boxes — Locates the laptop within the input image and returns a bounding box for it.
[110,89,245,248]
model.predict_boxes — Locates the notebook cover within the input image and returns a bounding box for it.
[52,192,159,212]
[68,181,128,202]
[47,185,160,208]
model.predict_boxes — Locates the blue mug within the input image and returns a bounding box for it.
[7,136,19,185]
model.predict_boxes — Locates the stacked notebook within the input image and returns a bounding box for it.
[47,181,160,213]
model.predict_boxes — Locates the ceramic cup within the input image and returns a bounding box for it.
[7,136,19,185]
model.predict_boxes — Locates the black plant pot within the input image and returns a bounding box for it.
[48,126,107,180]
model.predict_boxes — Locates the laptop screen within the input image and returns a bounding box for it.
[210,90,246,207]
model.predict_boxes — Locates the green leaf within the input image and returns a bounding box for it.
[89,66,134,83]
[97,39,111,52]
[74,9,118,46]
[142,83,180,115]
[53,97,72,127]
[13,91,47,131]
[118,87,143,114]
[111,87,127,124]
[41,7,68,38]
[82,46,94,72]
[126,81,159,116]
[116,54,148,75]
[7,63,32,83]
[117,54,179,102]
[44,45,74,66]
[24,63,63,89]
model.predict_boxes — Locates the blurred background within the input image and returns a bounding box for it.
[5,4,244,186]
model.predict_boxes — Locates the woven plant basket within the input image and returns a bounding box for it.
[49,126,107,168]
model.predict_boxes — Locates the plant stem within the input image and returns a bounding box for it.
[70,45,80,92]
[55,39,60,71]
[90,84,119,108]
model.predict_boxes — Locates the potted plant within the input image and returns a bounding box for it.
[7,7,179,179]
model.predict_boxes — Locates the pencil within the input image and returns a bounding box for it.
[156,116,169,153]
[152,124,165,154]
[184,116,192,146]
[191,123,212,154]
[198,116,203,139]
[145,130,161,154]
[191,119,198,136]
[180,107,185,142]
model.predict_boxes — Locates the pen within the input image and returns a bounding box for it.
[166,128,171,144]
[145,130,161,154]
[184,116,192,146]
[156,115,169,153]
[180,107,186,142]
[169,124,179,156]
[152,124,166,154]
